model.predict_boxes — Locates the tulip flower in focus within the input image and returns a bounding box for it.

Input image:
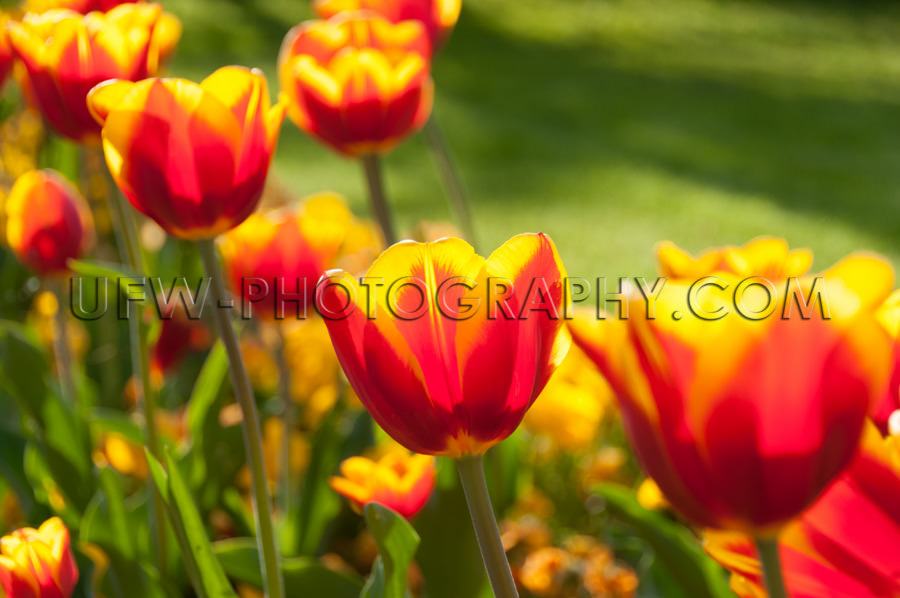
[329,451,436,519]
[278,12,433,157]
[0,517,78,598]
[570,239,895,533]
[313,0,461,51]
[7,4,182,142]
[220,193,367,319]
[6,170,93,275]
[705,421,900,598]
[87,66,285,239]
[317,233,570,457]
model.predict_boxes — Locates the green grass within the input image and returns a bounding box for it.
[166,0,900,277]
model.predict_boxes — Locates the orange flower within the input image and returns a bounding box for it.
[6,170,93,275]
[278,12,433,157]
[87,66,285,239]
[329,451,436,518]
[7,4,181,142]
[705,421,900,598]
[0,517,78,598]
[313,0,461,51]
[316,233,570,457]
[220,193,370,320]
[570,240,895,533]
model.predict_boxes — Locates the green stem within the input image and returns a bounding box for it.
[456,455,519,598]
[98,155,167,571]
[422,115,477,248]
[49,278,77,407]
[755,536,789,598]
[197,239,285,598]
[360,154,396,245]
[275,325,293,517]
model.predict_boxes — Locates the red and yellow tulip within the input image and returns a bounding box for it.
[7,4,181,142]
[705,421,900,598]
[220,193,378,320]
[313,0,461,51]
[6,170,93,275]
[316,233,570,457]
[278,12,433,157]
[329,451,436,518]
[570,239,895,533]
[0,517,78,598]
[87,66,285,239]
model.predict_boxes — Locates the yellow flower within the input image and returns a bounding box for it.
[329,450,436,519]
[0,517,78,598]
[524,342,613,452]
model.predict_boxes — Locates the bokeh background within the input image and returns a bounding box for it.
[169,0,900,276]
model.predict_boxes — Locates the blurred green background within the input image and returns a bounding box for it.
[168,0,900,277]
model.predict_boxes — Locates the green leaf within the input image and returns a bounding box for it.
[89,408,144,444]
[145,449,237,598]
[0,320,51,424]
[360,503,420,598]
[213,538,362,597]
[595,484,732,598]
[68,260,142,295]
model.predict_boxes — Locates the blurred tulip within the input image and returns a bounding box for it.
[873,289,900,431]
[570,240,895,533]
[313,0,461,51]
[317,233,570,457]
[237,418,310,493]
[279,12,433,157]
[329,451,436,518]
[6,170,93,275]
[87,66,285,239]
[24,0,140,14]
[0,517,78,598]
[149,297,211,381]
[655,237,813,280]
[220,193,361,320]
[95,432,148,479]
[524,342,613,452]
[7,4,181,142]
[705,421,900,598]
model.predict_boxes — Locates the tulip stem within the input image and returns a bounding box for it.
[275,325,294,517]
[755,536,789,598]
[456,455,519,598]
[422,115,477,248]
[197,239,285,598]
[49,278,78,407]
[361,154,396,245]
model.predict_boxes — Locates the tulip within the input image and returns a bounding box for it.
[313,0,461,52]
[149,298,211,381]
[705,420,900,598]
[86,66,285,239]
[220,193,367,320]
[278,12,433,158]
[317,232,569,598]
[570,239,895,598]
[7,4,181,142]
[0,517,78,598]
[329,451,436,519]
[6,170,93,275]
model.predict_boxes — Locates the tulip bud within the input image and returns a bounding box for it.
[313,0,461,51]
[0,517,79,598]
[6,170,93,276]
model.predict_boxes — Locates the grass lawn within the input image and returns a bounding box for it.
[167,0,900,278]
